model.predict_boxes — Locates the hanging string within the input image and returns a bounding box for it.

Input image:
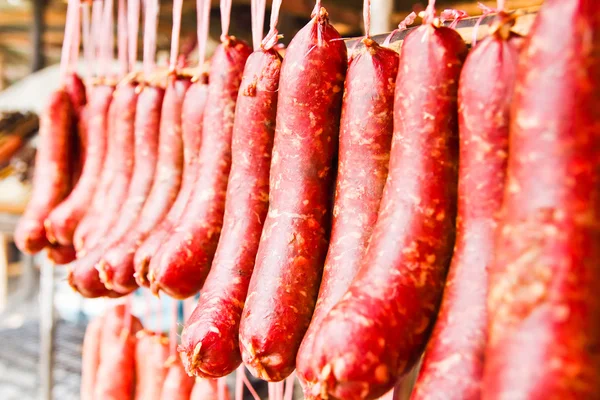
[169,300,178,358]
[312,0,322,15]
[100,0,115,78]
[91,0,103,76]
[382,11,416,46]
[283,373,295,400]
[217,377,228,400]
[423,0,436,25]
[250,0,266,51]
[69,0,82,73]
[276,381,284,400]
[261,0,283,50]
[59,0,76,83]
[472,3,496,46]
[440,9,468,29]
[363,0,371,37]
[143,0,159,77]
[169,0,184,71]
[312,0,323,46]
[117,0,128,76]
[268,382,276,400]
[220,0,233,42]
[81,2,92,78]
[196,0,211,75]
[235,365,244,400]
[238,367,261,400]
[127,0,140,72]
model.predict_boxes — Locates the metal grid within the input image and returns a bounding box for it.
[0,320,84,400]
[0,318,304,400]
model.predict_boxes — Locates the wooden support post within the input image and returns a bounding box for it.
[31,0,46,72]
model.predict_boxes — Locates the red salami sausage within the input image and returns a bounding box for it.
[134,331,170,400]
[296,37,398,394]
[310,18,466,400]
[74,91,119,251]
[180,48,281,378]
[483,1,600,398]
[160,356,196,400]
[147,37,251,299]
[102,83,165,245]
[93,305,143,400]
[411,17,521,400]
[239,7,347,382]
[134,76,208,287]
[15,89,73,254]
[67,80,141,298]
[98,74,191,294]
[68,83,165,298]
[81,315,104,400]
[81,79,139,251]
[45,84,114,246]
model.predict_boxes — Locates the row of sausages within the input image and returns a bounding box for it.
[81,304,224,400]
[16,0,600,398]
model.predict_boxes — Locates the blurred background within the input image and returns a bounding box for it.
[0,0,544,88]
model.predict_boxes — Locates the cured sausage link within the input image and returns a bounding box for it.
[311,21,467,400]
[15,89,73,254]
[180,48,281,378]
[81,80,139,251]
[483,1,600,398]
[239,7,348,382]
[81,315,104,400]
[134,76,209,288]
[103,84,165,247]
[134,331,170,400]
[411,17,521,400]
[45,84,114,246]
[98,74,191,294]
[67,84,164,299]
[147,38,252,299]
[296,37,398,397]
[93,305,143,400]
[73,93,119,251]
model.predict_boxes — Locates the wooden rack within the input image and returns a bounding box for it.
[345,6,539,50]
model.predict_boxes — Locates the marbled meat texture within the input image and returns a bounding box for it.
[411,17,521,400]
[135,76,209,287]
[483,1,600,398]
[97,75,191,295]
[147,37,252,299]
[310,21,467,400]
[82,80,139,251]
[45,84,114,246]
[15,89,74,254]
[296,37,398,398]
[180,48,281,379]
[238,6,348,382]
